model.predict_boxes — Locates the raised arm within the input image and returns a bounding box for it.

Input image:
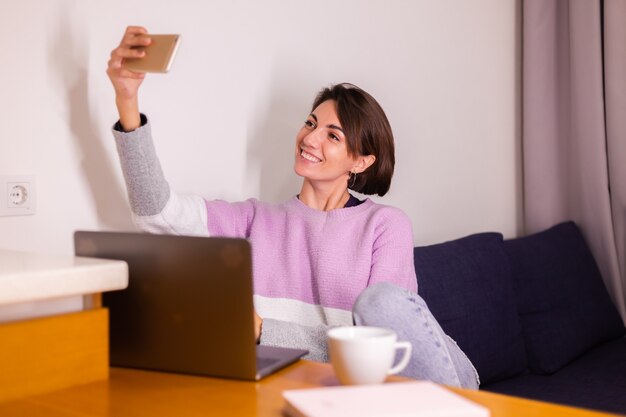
[112,119,208,236]
[107,27,208,236]
[106,26,150,132]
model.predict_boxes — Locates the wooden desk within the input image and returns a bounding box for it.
[0,361,618,417]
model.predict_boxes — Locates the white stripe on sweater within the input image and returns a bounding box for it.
[253,294,353,327]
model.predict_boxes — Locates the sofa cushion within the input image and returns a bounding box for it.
[414,233,527,384]
[482,337,626,415]
[503,221,626,375]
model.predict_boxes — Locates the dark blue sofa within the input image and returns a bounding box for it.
[414,221,626,414]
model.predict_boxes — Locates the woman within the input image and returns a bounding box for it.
[107,26,479,389]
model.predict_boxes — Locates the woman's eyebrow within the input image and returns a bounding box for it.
[309,113,344,134]
[328,124,344,133]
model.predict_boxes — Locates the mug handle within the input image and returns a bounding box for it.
[388,341,412,375]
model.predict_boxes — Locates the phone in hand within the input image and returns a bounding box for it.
[123,34,181,73]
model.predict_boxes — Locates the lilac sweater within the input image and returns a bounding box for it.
[113,118,417,361]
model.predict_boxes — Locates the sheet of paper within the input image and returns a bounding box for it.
[283,381,490,417]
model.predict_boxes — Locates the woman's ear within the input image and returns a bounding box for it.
[352,155,376,174]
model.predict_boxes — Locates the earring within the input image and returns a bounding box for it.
[349,171,357,188]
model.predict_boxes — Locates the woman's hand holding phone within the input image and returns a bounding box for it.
[107,26,151,131]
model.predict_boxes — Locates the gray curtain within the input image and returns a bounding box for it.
[523,0,626,320]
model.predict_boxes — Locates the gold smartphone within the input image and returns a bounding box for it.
[123,34,181,73]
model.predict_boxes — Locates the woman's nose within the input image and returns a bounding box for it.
[302,130,321,148]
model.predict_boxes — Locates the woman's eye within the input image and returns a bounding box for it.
[329,134,340,142]
[304,120,315,128]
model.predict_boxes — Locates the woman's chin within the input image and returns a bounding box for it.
[293,162,312,178]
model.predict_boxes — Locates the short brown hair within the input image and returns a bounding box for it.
[311,83,395,196]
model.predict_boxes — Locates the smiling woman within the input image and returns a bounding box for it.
[295,84,394,208]
[294,87,383,211]
[107,26,480,389]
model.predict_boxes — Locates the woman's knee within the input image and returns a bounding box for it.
[353,282,418,326]
[355,282,399,313]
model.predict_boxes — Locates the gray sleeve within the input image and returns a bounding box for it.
[112,118,170,216]
[260,319,330,363]
[112,117,208,236]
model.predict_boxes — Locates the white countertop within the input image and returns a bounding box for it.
[0,249,128,306]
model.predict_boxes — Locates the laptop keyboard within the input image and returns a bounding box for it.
[256,356,281,370]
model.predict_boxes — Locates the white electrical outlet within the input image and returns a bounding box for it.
[0,175,36,216]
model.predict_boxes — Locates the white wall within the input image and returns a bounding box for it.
[0,0,521,255]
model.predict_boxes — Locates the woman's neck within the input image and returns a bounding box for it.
[298,180,350,211]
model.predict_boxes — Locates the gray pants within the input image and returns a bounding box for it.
[353,282,480,389]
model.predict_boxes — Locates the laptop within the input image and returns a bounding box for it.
[74,230,308,381]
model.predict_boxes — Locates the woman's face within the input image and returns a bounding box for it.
[294,100,358,187]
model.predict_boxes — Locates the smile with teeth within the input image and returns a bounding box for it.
[301,149,322,163]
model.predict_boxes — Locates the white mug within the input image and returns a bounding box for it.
[327,326,412,385]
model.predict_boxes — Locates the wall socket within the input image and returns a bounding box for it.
[0,175,36,216]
